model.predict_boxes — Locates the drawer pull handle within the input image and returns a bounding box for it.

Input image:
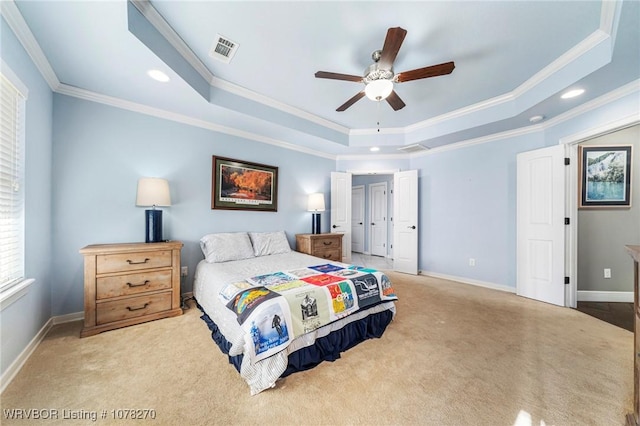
[323,241,333,246]
[127,280,150,288]
[127,258,150,265]
[126,303,149,311]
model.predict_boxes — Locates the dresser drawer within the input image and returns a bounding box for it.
[96,292,172,325]
[311,237,341,251]
[313,248,341,261]
[96,250,172,274]
[96,270,172,299]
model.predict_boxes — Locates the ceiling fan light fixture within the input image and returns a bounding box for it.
[365,79,393,101]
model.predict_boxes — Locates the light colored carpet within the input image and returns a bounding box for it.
[0,272,633,425]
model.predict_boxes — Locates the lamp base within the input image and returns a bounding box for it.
[311,213,321,234]
[145,209,163,243]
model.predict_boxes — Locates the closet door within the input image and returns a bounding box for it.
[393,170,418,275]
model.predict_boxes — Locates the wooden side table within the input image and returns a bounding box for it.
[79,241,183,337]
[295,233,343,262]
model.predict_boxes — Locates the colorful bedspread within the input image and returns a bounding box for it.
[218,263,397,363]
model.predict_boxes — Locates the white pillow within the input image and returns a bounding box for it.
[249,231,292,256]
[200,232,255,263]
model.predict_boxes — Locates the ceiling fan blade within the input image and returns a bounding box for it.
[336,91,366,111]
[379,27,407,69]
[315,71,363,82]
[386,90,406,111]
[396,61,455,83]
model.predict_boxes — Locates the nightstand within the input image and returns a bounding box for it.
[79,241,183,337]
[295,233,343,262]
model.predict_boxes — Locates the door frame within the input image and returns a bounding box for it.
[559,114,639,308]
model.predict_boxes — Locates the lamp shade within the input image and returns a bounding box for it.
[365,79,393,101]
[136,178,171,207]
[307,193,325,212]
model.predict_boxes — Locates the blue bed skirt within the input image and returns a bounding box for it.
[197,303,394,377]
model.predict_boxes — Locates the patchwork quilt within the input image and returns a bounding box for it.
[218,263,397,363]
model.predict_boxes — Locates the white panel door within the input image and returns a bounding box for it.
[351,185,365,253]
[370,182,387,257]
[331,172,352,263]
[393,170,418,274]
[516,145,565,306]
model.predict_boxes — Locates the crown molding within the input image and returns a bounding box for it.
[0,0,59,90]
[404,28,610,137]
[56,84,337,160]
[408,79,640,158]
[211,77,350,135]
[337,153,410,161]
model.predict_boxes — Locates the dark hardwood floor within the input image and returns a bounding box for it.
[576,301,634,332]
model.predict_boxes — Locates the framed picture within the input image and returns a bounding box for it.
[579,145,632,208]
[211,156,278,211]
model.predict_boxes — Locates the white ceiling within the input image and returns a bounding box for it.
[5,0,640,157]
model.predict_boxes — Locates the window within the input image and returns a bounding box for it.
[0,69,27,295]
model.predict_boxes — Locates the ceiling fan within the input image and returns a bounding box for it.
[315,27,455,112]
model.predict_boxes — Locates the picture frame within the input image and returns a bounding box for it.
[578,145,632,209]
[211,156,278,211]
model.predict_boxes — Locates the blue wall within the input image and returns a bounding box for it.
[50,95,335,315]
[0,17,53,376]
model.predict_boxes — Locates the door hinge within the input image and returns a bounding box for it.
[564,217,570,225]
[565,277,570,285]
[564,157,570,165]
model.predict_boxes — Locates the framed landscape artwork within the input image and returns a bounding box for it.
[578,145,632,208]
[211,156,278,211]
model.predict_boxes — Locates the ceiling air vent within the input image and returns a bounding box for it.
[209,34,239,64]
[397,144,429,153]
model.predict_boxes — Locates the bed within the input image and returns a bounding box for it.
[193,231,398,395]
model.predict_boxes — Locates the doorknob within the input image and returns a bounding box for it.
[332,224,339,229]
[359,222,363,225]
[371,222,375,226]
[408,225,416,229]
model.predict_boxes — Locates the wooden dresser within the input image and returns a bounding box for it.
[79,241,183,337]
[295,233,343,262]
[626,245,640,426]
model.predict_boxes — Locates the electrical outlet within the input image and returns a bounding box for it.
[181,266,188,276]
[469,258,476,267]
[604,268,611,279]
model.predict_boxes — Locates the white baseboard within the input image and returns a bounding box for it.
[577,290,634,303]
[419,271,516,294]
[53,311,83,324]
[1,311,83,394]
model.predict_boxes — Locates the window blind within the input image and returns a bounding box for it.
[0,73,26,291]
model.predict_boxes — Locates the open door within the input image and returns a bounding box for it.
[331,172,352,263]
[516,145,566,306]
[393,170,418,274]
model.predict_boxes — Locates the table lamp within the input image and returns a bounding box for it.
[307,193,325,234]
[136,177,171,243]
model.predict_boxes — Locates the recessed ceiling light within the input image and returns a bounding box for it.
[370,147,380,152]
[529,115,545,123]
[561,88,584,99]
[147,69,170,82]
